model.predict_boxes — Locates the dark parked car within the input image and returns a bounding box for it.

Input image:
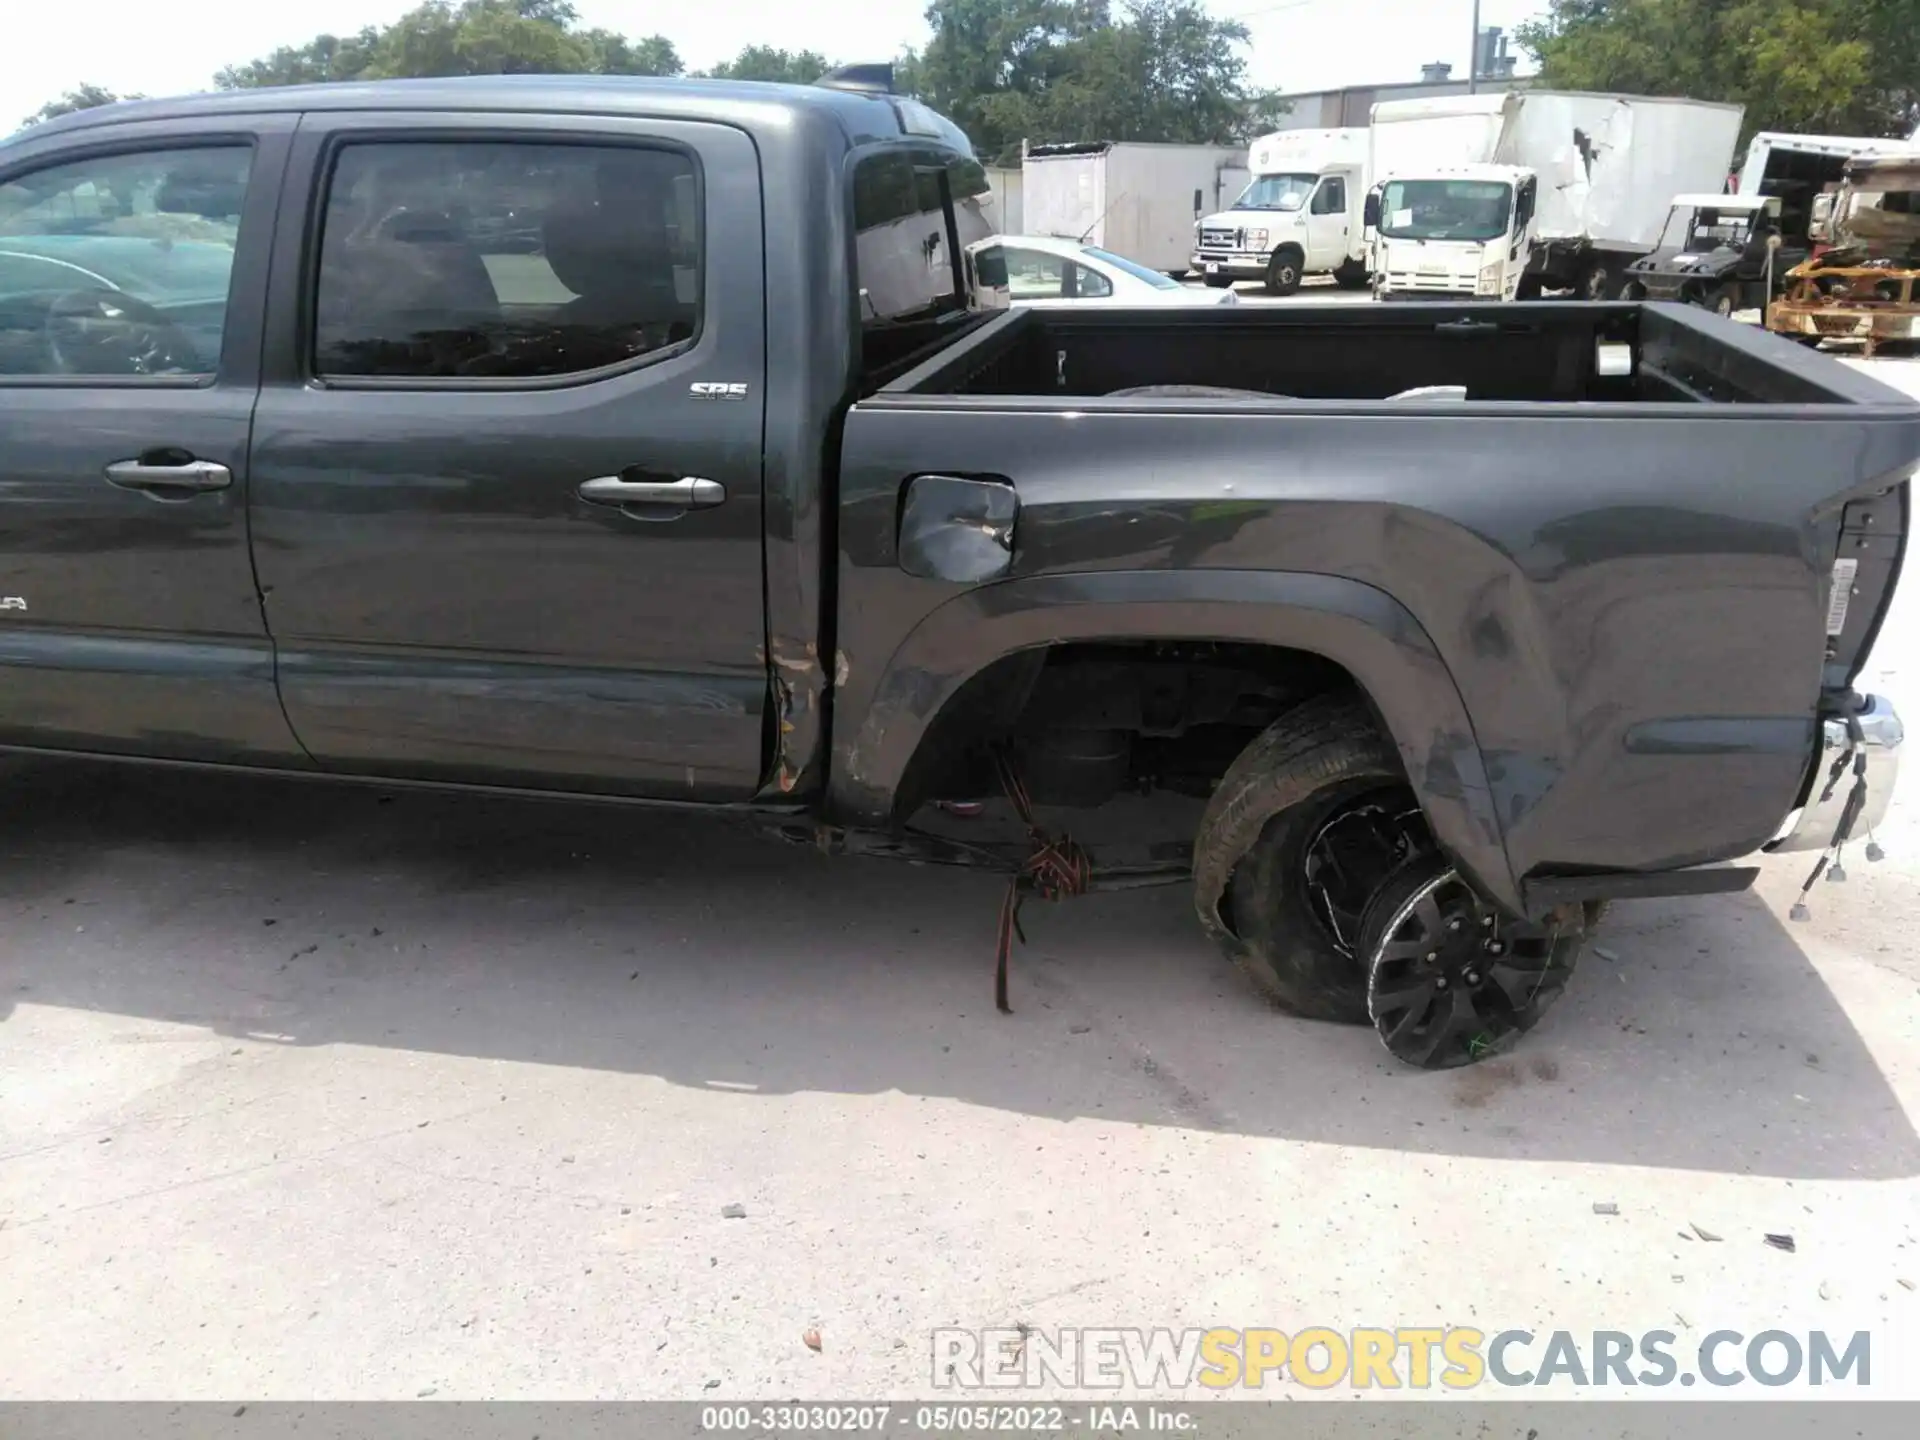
[0,74,1911,1070]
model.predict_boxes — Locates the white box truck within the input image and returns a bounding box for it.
[1736,131,1920,251]
[1189,128,1373,294]
[1366,91,1745,301]
[1021,141,1248,276]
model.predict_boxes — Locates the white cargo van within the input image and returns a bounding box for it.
[1366,91,1744,301]
[1189,128,1371,294]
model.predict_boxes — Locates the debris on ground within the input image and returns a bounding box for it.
[704,1379,721,1390]
[1691,1223,1723,1242]
[1900,1278,1916,1292]
[1592,1201,1619,1215]
[803,1328,823,1352]
[1765,1233,1796,1253]
[1593,946,1619,962]
[721,1203,747,1219]
[1819,1281,1835,1300]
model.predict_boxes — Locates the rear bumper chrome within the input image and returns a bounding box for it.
[1768,694,1904,854]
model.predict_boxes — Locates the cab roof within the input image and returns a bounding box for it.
[7,73,967,155]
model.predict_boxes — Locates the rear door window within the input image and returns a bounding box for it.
[312,140,700,380]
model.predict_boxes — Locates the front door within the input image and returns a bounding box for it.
[248,113,768,799]
[1306,175,1351,271]
[0,118,304,764]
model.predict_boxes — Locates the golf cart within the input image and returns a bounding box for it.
[1624,194,1788,317]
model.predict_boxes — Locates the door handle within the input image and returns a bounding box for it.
[104,458,232,498]
[577,475,725,510]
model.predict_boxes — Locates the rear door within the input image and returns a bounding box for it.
[248,112,769,798]
[0,117,303,764]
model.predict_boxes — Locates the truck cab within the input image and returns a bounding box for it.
[1190,128,1370,295]
[1366,164,1538,300]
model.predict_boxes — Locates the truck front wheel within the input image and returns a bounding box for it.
[1202,273,1232,289]
[1264,248,1304,296]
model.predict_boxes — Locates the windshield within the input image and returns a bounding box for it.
[1687,207,1758,251]
[1233,173,1315,213]
[1379,179,1513,242]
[1082,246,1180,289]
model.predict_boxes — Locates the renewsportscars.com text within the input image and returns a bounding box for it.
[931,1326,1872,1391]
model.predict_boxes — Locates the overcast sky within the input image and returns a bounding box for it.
[6,0,1548,121]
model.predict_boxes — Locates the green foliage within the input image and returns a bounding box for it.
[41,0,1282,162]
[1517,0,1920,140]
[20,84,142,129]
[213,0,683,89]
[702,47,834,84]
[908,0,1282,164]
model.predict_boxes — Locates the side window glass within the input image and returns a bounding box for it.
[313,141,700,381]
[1313,179,1345,215]
[0,146,250,378]
[1073,264,1113,299]
[1004,249,1066,299]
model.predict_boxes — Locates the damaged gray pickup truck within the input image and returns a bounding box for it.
[0,71,1912,1070]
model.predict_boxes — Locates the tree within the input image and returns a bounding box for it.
[214,30,381,88]
[214,0,681,89]
[704,47,834,84]
[907,0,1282,164]
[1517,0,1918,139]
[20,84,141,129]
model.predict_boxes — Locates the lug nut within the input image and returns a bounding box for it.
[1465,971,1480,985]
[1480,915,1494,929]
[1447,917,1464,932]
[1425,951,1438,963]
[1485,941,1506,956]
[1435,977,1449,990]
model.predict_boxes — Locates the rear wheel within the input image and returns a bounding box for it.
[1333,259,1371,291]
[1202,273,1232,289]
[1192,696,1427,1022]
[1264,248,1304,297]
[1361,853,1595,1069]
[1707,285,1736,319]
[1578,259,1620,302]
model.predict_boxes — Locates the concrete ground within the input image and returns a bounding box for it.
[3,350,1919,1404]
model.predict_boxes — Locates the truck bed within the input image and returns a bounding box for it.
[885,301,1886,405]
[832,302,1920,910]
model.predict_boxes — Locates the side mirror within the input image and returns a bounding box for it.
[1193,188,1204,218]
[1363,192,1381,229]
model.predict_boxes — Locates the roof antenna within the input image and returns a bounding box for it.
[817,63,894,95]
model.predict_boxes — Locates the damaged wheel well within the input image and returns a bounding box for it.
[893,639,1381,819]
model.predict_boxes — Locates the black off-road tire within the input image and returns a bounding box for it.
[1360,851,1601,1070]
[1192,695,1408,1022]
[1202,273,1233,289]
[1333,259,1371,291]
[1264,247,1304,296]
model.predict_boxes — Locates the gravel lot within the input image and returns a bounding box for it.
[2,334,1918,1403]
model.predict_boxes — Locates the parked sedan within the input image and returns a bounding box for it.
[968,234,1237,307]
